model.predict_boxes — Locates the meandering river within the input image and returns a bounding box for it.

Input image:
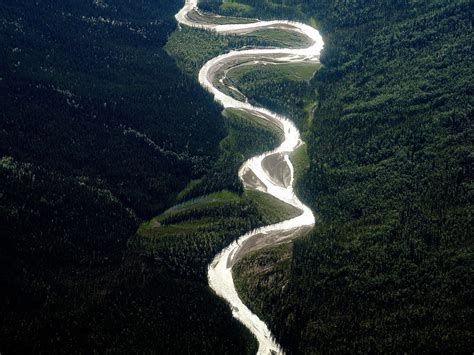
[175,2,324,353]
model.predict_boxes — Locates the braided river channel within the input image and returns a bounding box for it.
[175,2,324,353]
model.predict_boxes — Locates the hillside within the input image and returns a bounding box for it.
[0,0,257,352]
[202,0,474,353]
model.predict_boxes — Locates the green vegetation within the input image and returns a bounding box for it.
[3,0,471,353]
[0,0,229,218]
[175,179,202,202]
[0,0,259,352]
[133,89,295,280]
[246,28,313,49]
[224,108,283,141]
[223,61,319,129]
[186,8,257,25]
[244,190,302,224]
[166,27,243,76]
[201,0,307,21]
[134,188,300,280]
[0,156,258,353]
[227,62,320,83]
[289,143,310,185]
[180,106,282,199]
[221,1,254,15]
[134,193,268,279]
[145,190,241,230]
[228,0,474,353]
[233,243,293,331]
[166,26,314,77]
[3,0,318,352]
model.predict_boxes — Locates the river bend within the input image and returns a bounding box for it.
[175,2,324,353]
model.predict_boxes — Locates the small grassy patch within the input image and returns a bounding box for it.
[244,190,301,224]
[221,1,254,15]
[227,62,320,83]
[309,16,318,28]
[138,190,241,237]
[164,190,240,216]
[175,179,202,203]
[247,28,313,49]
[289,143,310,184]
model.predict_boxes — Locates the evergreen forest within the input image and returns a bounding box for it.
[1,0,472,353]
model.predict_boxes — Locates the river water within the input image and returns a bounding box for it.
[175,2,324,353]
